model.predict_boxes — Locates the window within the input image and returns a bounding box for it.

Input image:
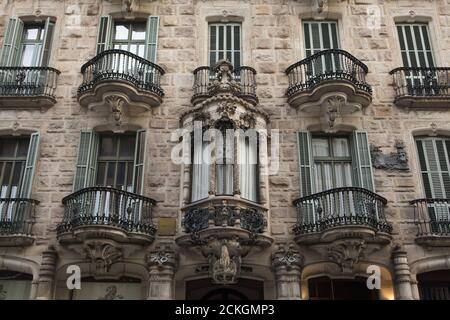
[0,17,54,67]
[73,130,146,194]
[96,16,159,63]
[311,136,353,192]
[397,24,434,68]
[0,134,39,199]
[215,122,234,196]
[209,23,241,68]
[297,131,373,196]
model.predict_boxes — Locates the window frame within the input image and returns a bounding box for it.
[0,136,30,198]
[111,20,147,58]
[208,22,242,68]
[396,23,435,68]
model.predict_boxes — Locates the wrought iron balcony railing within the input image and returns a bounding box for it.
[182,200,266,235]
[0,198,38,237]
[390,67,450,105]
[285,49,372,99]
[293,187,392,235]
[192,65,258,105]
[78,49,165,98]
[57,187,157,237]
[0,66,59,100]
[411,198,450,238]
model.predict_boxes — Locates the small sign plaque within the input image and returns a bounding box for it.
[158,218,177,236]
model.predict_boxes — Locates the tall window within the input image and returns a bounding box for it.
[209,23,241,68]
[397,24,434,68]
[74,130,146,194]
[215,122,234,196]
[0,17,54,67]
[96,16,159,63]
[311,136,353,193]
[0,134,40,200]
[96,134,136,192]
[297,131,373,196]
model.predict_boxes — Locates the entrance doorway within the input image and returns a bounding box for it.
[185,278,264,300]
[418,270,450,300]
[308,276,379,300]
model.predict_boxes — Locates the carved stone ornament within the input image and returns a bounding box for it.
[105,95,125,126]
[325,96,344,129]
[208,59,241,96]
[217,101,237,119]
[84,241,122,275]
[272,243,304,270]
[238,111,257,129]
[201,239,248,285]
[146,244,178,269]
[328,240,365,274]
[370,140,409,171]
[314,0,328,14]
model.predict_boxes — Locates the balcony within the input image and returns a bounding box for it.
[176,197,272,248]
[192,64,258,106]
[0,198,38,246]
[390,67,450,108]
[412,198,450,246]
[78,49,165,114]
[0,67,60,109]
[285,49,372,118]
[293,187,392,245]
[57,187,157,245]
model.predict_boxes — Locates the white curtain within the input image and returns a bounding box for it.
[191,140,209,202]
[239,135,258,202]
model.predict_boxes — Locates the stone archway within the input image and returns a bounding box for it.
[185,278,264,300]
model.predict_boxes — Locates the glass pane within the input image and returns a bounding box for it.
[226,26,232,50]
[25,28,39,40]
[422,26,431,50]
[129,44,137,55]
[405,26,414,51]
[331,23,339,48]
[322,23,330,49]
[114,24,129,40]
[131,24,146,40]
[99,137,117,157]
[414,26,423,50]
[210,26,216,51]
[11,163,23,186]
[17,139,29,158]
[96,162,106,186]
[126,164,133,191]
[312,138,329,157]
[0,140,17,157]
[304,23,311,49]
[20,45,36,67]
[397,26,405,50]
[0,162,12,191]
[119,136,136,158]
[137,45,145,58]
[106,163,116,187]
[312,23,320,50]
[116,162,126,188]
[332,138,350,157]
[218,26,224,50]
[234,26,240,51]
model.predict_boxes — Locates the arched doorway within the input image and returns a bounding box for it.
[185,278,264,300]
[418,270,450,300]
[0,270,32,300]
[308,276,379,300]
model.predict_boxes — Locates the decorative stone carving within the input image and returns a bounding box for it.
[325,96,343,128]
[430,123,438,136]
[36,245,58,299]
[217,101,237,119]
[0,284,6,300]
[202,239,246,285]
[84,241,122,275]
[208,60,241,96]
[105,95,125,126]
[146,244,178,269]
[98,285,124,300]
[239,111,257,129]
[213,200,236,227]
[272,243,304,270]
[328,240,365,273]
[146,243,178,300]
[370,140,409,171]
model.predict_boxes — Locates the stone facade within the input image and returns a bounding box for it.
[0,0,449,300]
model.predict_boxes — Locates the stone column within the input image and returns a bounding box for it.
[391,245,414,300]
[257,128,268,206]
[35,245,58,300]
[146,244,178,300]
[271,243,304,300]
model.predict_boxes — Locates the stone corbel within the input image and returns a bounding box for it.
[105,95,125,127]
[83,241,123,277]
[327,239,365,274]
[370,140,409,171]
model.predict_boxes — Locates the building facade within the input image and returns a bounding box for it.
[0,0,449,300]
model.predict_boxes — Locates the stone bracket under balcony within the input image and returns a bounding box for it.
[0,198,38,247]
[0,67,60,110]
[292,187,392,246]
[77,49,165,120]
[411,198,450,247]
[285,49,372,118]
[390,67,450,108]
[57,187,157,246]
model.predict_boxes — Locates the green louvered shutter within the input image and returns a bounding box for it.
[133,130,147,195]
[145,16,159,63]
[96,15,113,54]
[73,131,99,191]
[351,131,374,191]
[19,133,40,198]
[297,131,314,196]
[1,17,24,66]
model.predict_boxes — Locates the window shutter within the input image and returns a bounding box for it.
[96,15,113,54]
[351,131,374,191]
[0,17,24,66]
[73,131,99,191]
[38,17,55,67]
[145,16,159,63]
[133,130,147,195]
[297,131,314,196]
[19,133,40,198]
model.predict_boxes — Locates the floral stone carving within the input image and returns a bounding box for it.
[370,140,409,171]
